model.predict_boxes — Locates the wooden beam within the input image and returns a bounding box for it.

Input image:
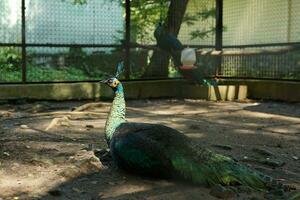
[196,45,300,56]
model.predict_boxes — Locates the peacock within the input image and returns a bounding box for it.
[154,22,184,68]
[100,64,290,195]
[154,23,217,86]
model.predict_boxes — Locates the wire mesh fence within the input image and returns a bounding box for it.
[179,0,216,47]
[219,0,300,80]
[26,0,123,45]
[129,0,216,79]
[0,0,22,44]
[218,47,300,80]
[0,47,22,82]
[0,0,299,83]
[290,0,300,43]
[223,0,289,46]
[26,47,126,82]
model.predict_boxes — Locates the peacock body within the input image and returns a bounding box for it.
[102,77,273,191]
[154,23,183,69]
[154,23,217,86]
[154,23,184,54]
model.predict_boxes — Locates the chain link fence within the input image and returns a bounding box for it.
[0,0,299,83]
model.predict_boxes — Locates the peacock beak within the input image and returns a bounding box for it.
[99,79,108,84]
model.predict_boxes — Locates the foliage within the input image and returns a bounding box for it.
[183,8,216,26]
[130,0,170,43]
[66,0,218,42]
[67,47,87,68]
[0,64,100,82]
[182,7,226,40]
[168,65,181,78]
[0,47,22,71]
[66,0,169,43]
[130,0,219,42]
[26,65,92,81]
[72,0,87,5]
[63,0,88,5]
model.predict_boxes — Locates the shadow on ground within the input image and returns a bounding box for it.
[0,99,299,199]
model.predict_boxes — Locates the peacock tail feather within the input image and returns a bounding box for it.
[170,146,268,191]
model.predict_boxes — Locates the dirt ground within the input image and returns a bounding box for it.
[0,99,299,200]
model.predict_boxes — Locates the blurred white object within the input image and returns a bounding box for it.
[181,48,196,67]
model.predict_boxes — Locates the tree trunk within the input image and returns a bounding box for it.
[143,0,189,78]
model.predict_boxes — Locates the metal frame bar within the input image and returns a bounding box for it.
[215,0,223,51]
[215,76,300,82]
[21,0,26,82]
[3,75,300,85]
[0,43,123,48]
[2,42,300,49]
[287,0,292,42]
[215,0,223,77]
[124,0,131,79]
[222,42,300,48]
[129,42,300,51]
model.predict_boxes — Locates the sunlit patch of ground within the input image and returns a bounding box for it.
[0,99,299,199]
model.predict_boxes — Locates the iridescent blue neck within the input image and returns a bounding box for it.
[114,83,124,94]
[105,83,126,144]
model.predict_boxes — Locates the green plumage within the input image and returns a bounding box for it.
[104,80,273,191]
[170,149,267,190]
[104,84,126,144]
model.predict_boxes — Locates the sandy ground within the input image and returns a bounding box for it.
[0,99,299,200]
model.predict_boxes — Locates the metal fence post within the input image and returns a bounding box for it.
[215,0,223,77]
[21,0,27,83]
[287,0,292,42]
[124,0,131,79]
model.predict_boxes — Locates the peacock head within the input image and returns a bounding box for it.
[100,77,120,89]
[154,22,164,39]
[100,62,123,91]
